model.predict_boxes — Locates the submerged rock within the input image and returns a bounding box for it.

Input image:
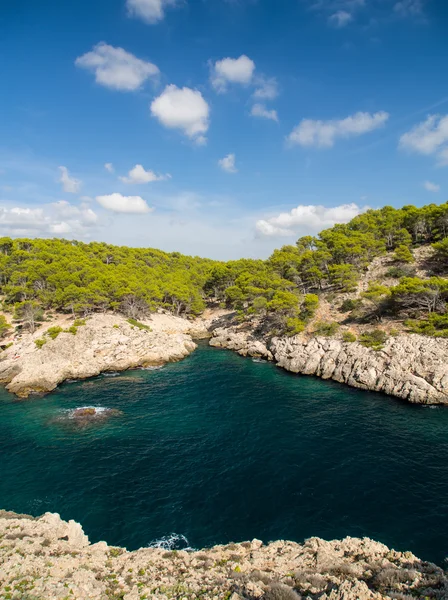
[50,406,123,428]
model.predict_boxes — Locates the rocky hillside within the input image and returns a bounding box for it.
[0,510,446,600]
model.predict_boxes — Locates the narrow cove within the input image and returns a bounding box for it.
[0,342,447,564]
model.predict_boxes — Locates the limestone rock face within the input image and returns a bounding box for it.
[0,511,446,600]
[210,327,448,404]
[0,314,199,398]
[210,327,273,360]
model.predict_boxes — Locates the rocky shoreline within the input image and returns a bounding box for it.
[210,325,448,405]
[0,313,206,398]
[0,510,446,600]
[0,310,447,404]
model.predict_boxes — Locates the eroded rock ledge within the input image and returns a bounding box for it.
[0,314,205,398]
[210,327,448,405]
[0,510,446,600]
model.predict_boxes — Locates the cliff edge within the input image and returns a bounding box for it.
[0,510,446,600]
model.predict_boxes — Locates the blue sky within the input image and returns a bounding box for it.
[1,0,448,259]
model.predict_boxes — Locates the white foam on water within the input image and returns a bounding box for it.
[103,372,120,377]
[252,358,267,363]
[61,406,110,419]
[139,365,164,371]
[147,533,195,552]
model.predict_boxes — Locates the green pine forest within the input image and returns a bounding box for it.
[0,201,448,341]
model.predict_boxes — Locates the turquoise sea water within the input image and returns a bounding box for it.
[0,342,447,563]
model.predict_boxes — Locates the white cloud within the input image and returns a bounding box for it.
[126,0,177,24]
[119,164,171,184]
[75,42,159,91]
[0,202,98,238]
[288,111,389,148]
[150,85,210,143]
[105,163,114,173]
[329,10,353,26]
[250,103,279,122]
[211,55,256,93]
[96,193,153,213]
[253,76,279,100]
[424,181,440,192]
[218,154,238,174]
[399,115,448,166]
[256,203,367,237]
[394,0,424,17]
[58,166,81,193]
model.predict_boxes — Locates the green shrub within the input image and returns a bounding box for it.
[64,325,78,335]
[342,331,357,343]
[113,324,119,329]
[405,313,448,338]
[313,321,340,337]
[46,326,63,340]
[73,319,86,326]
[127,318,151,331]
[0,315,11,338]
[35,338,47,349]
[393,244,414,263]
[385,265,416,279]
[285,317,305,336]
[340,298,362,313]
[359,329,388,350]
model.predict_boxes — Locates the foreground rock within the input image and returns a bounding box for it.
[0,314,201,398]
[211,327,448,404]
[0,511,446,600]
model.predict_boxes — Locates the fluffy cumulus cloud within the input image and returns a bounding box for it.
[210,55,256,93]
[253,76,279,100]
[288,111,389,148]
[96,193,153,213]
[104,163,114,173]
[126,0,177,24]
[150,85,210,144]
[0,201,98,237]
[399,115,448,165]
[119,164,171,184]
[329,10,353,26]
[256,203,366,237]
[250,103,278,122]
[218,154,237,174]
[75,42,159,91]
[58,166,81,193]
[424,181,440,192]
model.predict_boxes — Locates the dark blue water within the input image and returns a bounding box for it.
[0,343,447,563]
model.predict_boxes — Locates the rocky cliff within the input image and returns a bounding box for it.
[210,326,448,405]
[0,510,446,600]
[0,313,205,398]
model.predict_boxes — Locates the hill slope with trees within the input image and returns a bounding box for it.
[0,200,447,344]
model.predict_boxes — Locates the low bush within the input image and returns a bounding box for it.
[127,318,151,331]
[263,583,302,600]
[46,326,63,340]
[359,329,388,350]
[342,331,357,343]
[285,317,305,336]
[405,313,448,338]
[339,298,362,313]
[64,325,78,335]
[385,265,416,279]
[35,338,47,349]
[73,318,86,327]
[313,321,340,337]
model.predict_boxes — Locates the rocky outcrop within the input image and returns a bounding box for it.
[210,327,448,404]
[0,314,200,398]
[0,511,446,600]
